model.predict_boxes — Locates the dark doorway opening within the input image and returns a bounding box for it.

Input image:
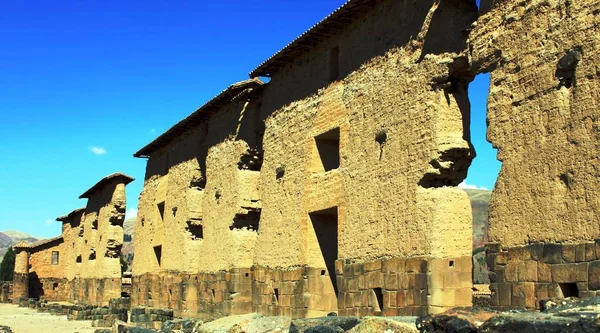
[465,73,500,287]
[559,283,579,298]
[309,207,339,295]
[153,245,162,267]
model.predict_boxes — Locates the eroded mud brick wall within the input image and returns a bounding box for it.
[20,175,131,305]
[72,174,131,306]
[132,82,264,319]
[253,0,477,316]
[133,0,480,319]
[470,0,600,309]
[12,244,30,303]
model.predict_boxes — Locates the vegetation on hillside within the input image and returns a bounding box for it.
[0,247,15,281]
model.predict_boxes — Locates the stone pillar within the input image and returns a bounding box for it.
[12,243,31,304]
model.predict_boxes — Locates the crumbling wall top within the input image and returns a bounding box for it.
[79,173,134,199]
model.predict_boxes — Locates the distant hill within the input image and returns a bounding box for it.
[122,217,136,271]
[0,231,40,259]
[463,188,492,284]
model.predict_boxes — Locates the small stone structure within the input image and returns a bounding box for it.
[13,173,134,306]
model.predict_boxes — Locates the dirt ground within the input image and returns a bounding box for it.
[0,303,97,333]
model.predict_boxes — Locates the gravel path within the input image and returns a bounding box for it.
[0,303,97,333]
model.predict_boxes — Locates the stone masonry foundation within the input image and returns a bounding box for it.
[487,241,600,310]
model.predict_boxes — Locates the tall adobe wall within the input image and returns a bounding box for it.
[132,98,263,317]
[470,1,600,309]
[132,0,480,318]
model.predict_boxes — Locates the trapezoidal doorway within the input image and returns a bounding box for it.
[309,207,339,295]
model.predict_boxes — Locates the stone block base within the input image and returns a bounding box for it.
[487,241,600,310]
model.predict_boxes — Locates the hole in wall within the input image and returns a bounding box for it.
[449,260,455,267]
[211,289,216,299]
[186,221,204,240]
[245,273,249,278]
[309,207,339,296]
[76,255,82,263]
[276,166,285,181]
[559,283,579,298]
[321,270,326,276]
[92,220,98,230]
[314,128,341,172]
[230,208,261,232]
[274,288,280,304]
[52,283,59,290]
[375,129,387,161]
[215,191,222,201]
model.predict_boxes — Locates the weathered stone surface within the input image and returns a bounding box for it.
[196,313,263,333]
[289,317,361,333]
[417,308,496,333]
[347,317,417,333]
[160,319,198,333]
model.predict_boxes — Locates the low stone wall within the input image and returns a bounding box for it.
[69,277,123,306]
[0,282,12,303]
[130,307,174,330]
[337,256,472,317]
[132,256,472,320]
[29,277,70,302]
[486,241,600,310]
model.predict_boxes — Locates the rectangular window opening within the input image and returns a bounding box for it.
[273,288,280,304]
[51,251,59,265]
[309,207,339,296]
[153,245,162,267]
[329,46,340,82]
[314,128,340,172]
[157,202,165,222]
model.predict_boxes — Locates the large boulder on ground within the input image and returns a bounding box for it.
[195,313,263,333]
[347,317,417,332]
[418,298,600,332]
[0,326,13,333]
[289,317,361,333]
[161,319,198,333]
[478,312,600,332]
[417,307,497,332]
[240,316,291,332]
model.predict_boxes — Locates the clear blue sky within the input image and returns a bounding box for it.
[0,0,497,238]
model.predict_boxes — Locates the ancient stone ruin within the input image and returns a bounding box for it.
[9,0,600,329]
[12,173,134,306]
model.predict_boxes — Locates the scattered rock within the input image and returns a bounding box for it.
[289,316,361,333]
[0,326,13,333]
[347,317,417,333]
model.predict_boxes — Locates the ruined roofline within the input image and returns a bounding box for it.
[13,242,32,250]
[249,0,374,78]
[56,207,86,222]
[29,235,63,250]
[79,173,135,199]
[133,78,265,158]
